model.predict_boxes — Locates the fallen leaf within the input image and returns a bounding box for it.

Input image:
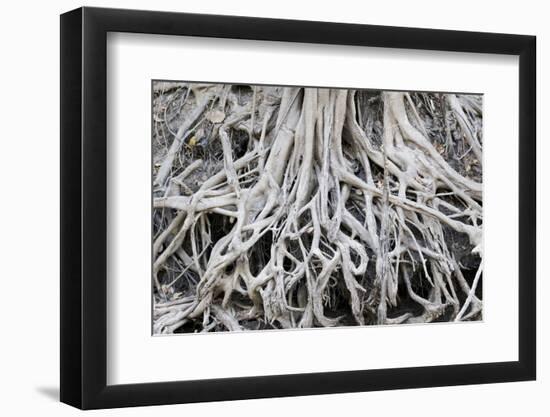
[206,110,226,123]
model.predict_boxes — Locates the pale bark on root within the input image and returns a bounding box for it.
[152,84,483,334]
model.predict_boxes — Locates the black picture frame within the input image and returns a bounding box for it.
[60,6,536,410]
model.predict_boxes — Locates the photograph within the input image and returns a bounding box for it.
[151,82,483,334]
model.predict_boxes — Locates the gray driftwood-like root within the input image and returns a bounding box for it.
[152,82,483,334]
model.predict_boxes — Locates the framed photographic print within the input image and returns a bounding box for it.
[60,6,536,409]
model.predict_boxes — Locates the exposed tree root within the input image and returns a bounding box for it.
[152,82,483,334]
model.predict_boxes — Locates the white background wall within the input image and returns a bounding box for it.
[0,0,545,415]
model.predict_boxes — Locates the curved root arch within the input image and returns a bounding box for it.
[152,83,483,333]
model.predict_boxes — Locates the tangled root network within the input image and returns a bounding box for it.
[152,82,483,334]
